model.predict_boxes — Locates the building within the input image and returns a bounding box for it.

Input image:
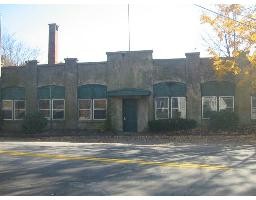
[0,23,255,132]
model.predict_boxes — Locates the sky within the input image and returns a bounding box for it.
[0,0,248,64]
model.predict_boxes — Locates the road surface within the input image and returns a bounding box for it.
[0,141,256,195]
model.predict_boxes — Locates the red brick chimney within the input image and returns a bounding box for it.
[48,23,58,64]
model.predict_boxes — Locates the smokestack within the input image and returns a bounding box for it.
[48,23,58,64]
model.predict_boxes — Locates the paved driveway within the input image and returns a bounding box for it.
[0,141,256,195]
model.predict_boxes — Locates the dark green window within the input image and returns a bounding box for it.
[38,85,65,99]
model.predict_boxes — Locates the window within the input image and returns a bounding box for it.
[155,97,186,120]
[93,99,107,120]
[155,97,169,119]
[78,99,107,120]
[39,99,51,119]
[202,96,234,119]
[77,84,107,121]
[2,100,13,120]
[52,99,65,120]
[2,100,25,120]
[38,86,65,120]
[38,99,64,120]
[79,99,92,120]
[171,97,186,119]
[251,96,256,119]
[14,100,26,120]
[202,96,217,119]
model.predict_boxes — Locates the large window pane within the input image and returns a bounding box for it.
[172,98,178,108]
[172,109,180,119]
[39,99,50,119]
[252,108,256,120]
[252,96,256,107]
[14,100,25,120]
[79,99,91,109]
[2,101,12,110]
[156,109,169,119]
[94,99,106,109]
[79,99,91,120]
[79,110,91,120]
[39,110,51,119]
[15,101,25,110]
[2,110,12,120]
[251,96,256,119]
[171,97,186,119]
[93,99,107,120]
[15,109,25,120]
[52,99,65,120]
[219,96,234,111]
[39,100,50,109]
[202,96,217,119]
[2,100,13,120]
[53,110,64,120]
[156,97,168,109]
[53,100,64,109]
[94,110,106,120]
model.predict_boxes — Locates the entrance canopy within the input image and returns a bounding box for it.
[108,88,151,97]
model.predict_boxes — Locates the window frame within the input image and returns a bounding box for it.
[14,100,26,120]
[51,99,65,121]
[93,98,107,120]
[2,100,14,120]
[202,96,218,119]
[155,97,169,120]
[38,99,51,120]
[78,99,92,121]
[251,96,256,120]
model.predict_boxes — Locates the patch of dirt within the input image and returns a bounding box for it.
[1,131,256,145]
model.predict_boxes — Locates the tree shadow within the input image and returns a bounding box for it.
[0,142,256,195]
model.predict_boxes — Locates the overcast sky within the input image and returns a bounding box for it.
[0,0,248,64]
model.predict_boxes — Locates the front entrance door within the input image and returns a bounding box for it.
[123,99,137,132]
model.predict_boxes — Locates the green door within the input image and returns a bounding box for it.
[123,99,137,132]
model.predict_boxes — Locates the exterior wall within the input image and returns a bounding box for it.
[109,97,123,132]
[0,50,254,132]
[137,97,149,132]
[64,58,78,129]
[106,51,154,90]
[38,64,65,86]
[236,83,252,125]
[185,53,201,123]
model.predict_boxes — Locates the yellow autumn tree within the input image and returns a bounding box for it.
[200,4,256,87]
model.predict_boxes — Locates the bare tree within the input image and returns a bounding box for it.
[1,32,40,67]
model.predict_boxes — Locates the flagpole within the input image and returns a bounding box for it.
[128,4,130,51]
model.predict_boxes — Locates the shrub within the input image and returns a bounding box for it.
[22,112,48,134]
[148,119,197,132]
[208,110,239,131]
[104,116,112,131]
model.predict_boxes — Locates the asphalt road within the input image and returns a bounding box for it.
[0,141,256,195]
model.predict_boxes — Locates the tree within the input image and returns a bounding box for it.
[200,4,256,88]
[1,32,40,67]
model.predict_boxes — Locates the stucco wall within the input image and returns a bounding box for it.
[0,50,254,132]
